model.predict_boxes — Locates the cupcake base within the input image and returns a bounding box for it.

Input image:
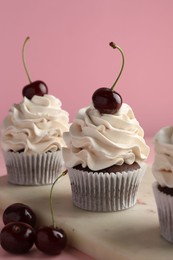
[3,150,64,185]
[153,182,173,243]
[68,163,146,212]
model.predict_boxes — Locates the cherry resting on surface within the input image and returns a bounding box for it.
[22,36,48,100]
[92,41,124,114]
[3,203,36,228]
[0,222,35,254]
[35,226,67,255]
[35,170,68,255]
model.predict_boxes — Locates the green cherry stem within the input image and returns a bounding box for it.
[49,170,68,228]
[22,36,32,83]
[109,42,125,91]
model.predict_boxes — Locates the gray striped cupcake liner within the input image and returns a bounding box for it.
[153,182,173,243]
[68,163,146,212]
[3,150,63,185]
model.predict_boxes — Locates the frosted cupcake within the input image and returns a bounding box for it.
[152,126,173,243]
[1,95,69,185]
[0,37,69,185]
[63,42,150,211]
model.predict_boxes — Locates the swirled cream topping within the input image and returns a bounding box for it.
[1,95,69,153]
[63,103,150,171]
[152,126,173,187]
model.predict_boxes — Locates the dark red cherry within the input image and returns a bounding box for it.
[92,87,122,114]
[22,37,48,100]
[22,80,48,100]
[0,222,35,254]
[34,171,68,255]
[35,226,67,255]
[92,42,124,114]
[3,203,37,228]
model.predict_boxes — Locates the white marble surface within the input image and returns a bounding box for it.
[0,165,173,260]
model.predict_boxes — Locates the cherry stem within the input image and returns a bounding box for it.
[49,170,68,228]
[22,37,32,83]
[109,42,124,91]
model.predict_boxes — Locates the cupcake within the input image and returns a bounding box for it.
[62,42,150,212]
[0,37,69,185]
[152,126,173,243]
[0,94,69,185]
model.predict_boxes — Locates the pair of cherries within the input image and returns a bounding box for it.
[22,37,124,114]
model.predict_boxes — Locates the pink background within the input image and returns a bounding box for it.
[0,0,173,137]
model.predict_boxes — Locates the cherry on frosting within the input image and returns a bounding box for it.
[92,42,124,114]
[22,37,48,100]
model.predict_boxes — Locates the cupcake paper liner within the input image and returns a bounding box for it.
[153,182,173,243]
[3,150,64,185]
[68,163,146,212]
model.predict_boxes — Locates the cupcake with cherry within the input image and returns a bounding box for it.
[0,37,69,185]
[63,42,150,211]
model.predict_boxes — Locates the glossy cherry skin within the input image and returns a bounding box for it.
[3,203,36,228]
[0,222,35,254]
[92,87,122,114]
[35,226,67,255]
[22,80,48,100]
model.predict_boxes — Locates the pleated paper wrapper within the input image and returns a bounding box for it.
[153,182,173,243]
[68,163,147,212]
[3,150,64,185]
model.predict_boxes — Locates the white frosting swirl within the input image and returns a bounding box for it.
[63,103,149,171]
[152,126,173,187]
[1,95,69,154]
